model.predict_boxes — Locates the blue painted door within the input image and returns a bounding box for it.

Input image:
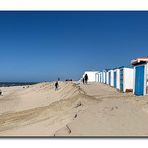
[135,66,145,96]
[114,71,117,88]
[120,69,123,91]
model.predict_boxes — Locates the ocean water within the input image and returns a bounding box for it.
[0,82,38,87]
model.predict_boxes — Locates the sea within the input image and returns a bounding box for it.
[0,82,38,87]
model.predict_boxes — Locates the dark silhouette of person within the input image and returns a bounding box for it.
[82,78,85,84]
[58,78,60,81]
[0,89,2,96]
[84,74,88,84]
[55,81,59,91]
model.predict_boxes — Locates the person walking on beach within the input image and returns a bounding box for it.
[82,78,85,84]
[55,81,59,91]
[84,74,88,84]
[0,89,2,96]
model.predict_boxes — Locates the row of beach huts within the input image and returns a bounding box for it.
[81,57,148,96]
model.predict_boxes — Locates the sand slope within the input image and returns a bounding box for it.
[0,82,98,136]
[0,82,148,136]
[55,83,148,136]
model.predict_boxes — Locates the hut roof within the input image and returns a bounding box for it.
[131,57,148,65]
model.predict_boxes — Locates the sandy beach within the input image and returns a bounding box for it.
[0,81,147,136]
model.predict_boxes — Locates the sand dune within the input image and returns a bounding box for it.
[0,82,99,136]
[0,81,148,136]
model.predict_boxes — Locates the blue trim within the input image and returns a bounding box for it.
[120,69,124,91]
[114,71,117,88]
[105,72,107,84]
[109,72,111,85]
[119,66,133,69]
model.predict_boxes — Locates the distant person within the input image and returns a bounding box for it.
[84,74,88,84]
[58,78,60,81]
[82,78,85,84]
[55,81,59,91]
[0,89,2,95]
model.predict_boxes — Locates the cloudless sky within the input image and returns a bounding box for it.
[0,11,148,82]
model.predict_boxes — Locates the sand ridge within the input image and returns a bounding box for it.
[0,82,100,136]
[0,81,148,136]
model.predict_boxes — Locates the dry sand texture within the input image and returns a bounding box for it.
[0,81,148,136]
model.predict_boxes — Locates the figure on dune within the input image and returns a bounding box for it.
[84,74,88,84]
[55,81,59,91]
[82,78,85,84]
[0,89,2,96]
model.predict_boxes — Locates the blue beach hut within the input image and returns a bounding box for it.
[131,58,148,96]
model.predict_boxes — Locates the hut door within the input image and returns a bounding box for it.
[114,72,117,88]
[95,73,98,82]
[120,69,123,91]
[109,72,111,85]
[135,66,144,95]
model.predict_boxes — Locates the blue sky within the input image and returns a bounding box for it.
[0,11,148,82]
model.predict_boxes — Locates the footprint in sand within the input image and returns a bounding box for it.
[111,106,118,111]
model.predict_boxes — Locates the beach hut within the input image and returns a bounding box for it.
[104,69,110,84]
[99,70,109,84]
[99,72,103,83]
[131,58,148,96]
[102,70,106,83]
[108,69,114,87]
[106,71,109,85]
[113,68,120,89]
[119,66,134,92]
[98,72,102,83]
[82,71,99,82]
[95,72,100,82]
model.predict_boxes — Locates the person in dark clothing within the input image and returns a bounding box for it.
[84,74,88,84]
[82,78,85,84]
[0,89,2,96]
[55,81,59,91]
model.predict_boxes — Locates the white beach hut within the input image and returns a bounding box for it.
[99,72,103,83]
[102,70,106,83]
[100,70,108,84]
[106,71,109,85]
[98,72,101,83]
[104,69,110,84]
[119,66,134,92]
[108,69,114,87]
[82,71,99,82]
[131,57,148,96]
[95,72,100,82]
[113,68,120,90]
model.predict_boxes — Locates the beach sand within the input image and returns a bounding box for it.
[0,81,148,136]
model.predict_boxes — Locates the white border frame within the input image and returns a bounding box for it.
[1,0,148,10]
